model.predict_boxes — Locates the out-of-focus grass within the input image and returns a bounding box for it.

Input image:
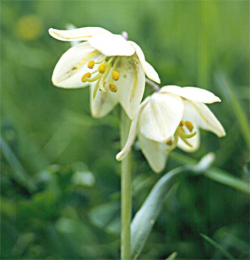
[1,1,249,259]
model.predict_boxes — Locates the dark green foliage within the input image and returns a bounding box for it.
[1,1,249,259]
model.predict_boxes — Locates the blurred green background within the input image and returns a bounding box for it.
[1,1,249,259]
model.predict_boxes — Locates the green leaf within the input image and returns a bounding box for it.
[215,71,250,147]
[165,252,178,260]
[170,152,250,194]
[131,153,215,260]
[200,233,235,260]
[0,136,36,192]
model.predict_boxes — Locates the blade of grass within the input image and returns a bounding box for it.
[169,152,250,194]
[215,71,250,147]
[0,136,36,192]
[165,252,178,260]
[200,233,235,260]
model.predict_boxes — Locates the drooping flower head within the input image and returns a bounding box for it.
[116,86,226,173]
[49,27,160,119]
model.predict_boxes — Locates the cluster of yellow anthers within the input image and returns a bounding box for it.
[166,120,196,152]
[81,56,120,99]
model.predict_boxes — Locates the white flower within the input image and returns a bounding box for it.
[49,27,160,120]
[116,85,226,173]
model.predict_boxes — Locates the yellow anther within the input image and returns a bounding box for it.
[166,140,173,146]
[179,120,185,127]
[88,60,95,69]
[112,71,120,81]
[81,72,91,82]
[109,83,118,93]
[98,63,106,74]
[185,121,194,132]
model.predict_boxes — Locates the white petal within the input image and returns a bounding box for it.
[183,100,226,137]
[139,133,168,173]
[88,34,135,56]
[90,71,119,118]
[139,92,184,142]
[116,115,139,161]
[160,86,221,104]
[128,41,160,84]
[177,126,200,152]
[49,27,111,41]
[116,98,150,161]
[52,42,101,88]
[118,56,145,120]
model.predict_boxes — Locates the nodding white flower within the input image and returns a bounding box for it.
[49,27,160,120]
[116,85,226,173]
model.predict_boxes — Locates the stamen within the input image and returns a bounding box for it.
[181,131,197,139]
[83,73,102,82]
[167,134,179,152]
[112,71,120,81]
[88,60,95,69]
[95,56,107,64]
[177,127,197,139]
[112,57,121,72]
[99,64,112,91]
[180,126,185,133]
[98,64,106,74]
[166,140,173,145]
[179,120,185,127]
[84,56,120,99]
[81,72,91,82]
[166,120,197,152]
[93,81,100,100]
[106,57,114,65]
[179,135,193,147]
[109,83,118,93]
[185,121,194,132]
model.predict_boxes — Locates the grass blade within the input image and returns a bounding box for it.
[215,71,250,147]
[0,136,36,192]
[170,152,250,194]
[200,233,235,260]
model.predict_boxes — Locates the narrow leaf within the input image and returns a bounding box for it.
[170,152,250,194]
[215,71,250,147]
[0,136,36,192]
[166,252,178,260]
[200,233,235,260]
[131,153,215,259]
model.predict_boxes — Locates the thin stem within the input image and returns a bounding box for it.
[145,78,160,92]
[120,108,132,260]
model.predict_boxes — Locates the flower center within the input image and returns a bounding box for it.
[81,56,120,99]
[166,120,196,152]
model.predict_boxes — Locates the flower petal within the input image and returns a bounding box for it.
[139,92,184,142]
[116,98,150,161]
[177,126,200,152]
[160,85,221,104]
[52,42,101,88]
[49,27,111,41]
[139,133,168,173]
[128,41,160,84]
[88,34,135,56]
[118,56,145,120]
[183,100,226,137]
[90,71,119,118]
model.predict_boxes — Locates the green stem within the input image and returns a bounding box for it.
[120,108,132,260]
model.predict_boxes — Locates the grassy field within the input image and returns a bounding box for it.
[1,1,249,259]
